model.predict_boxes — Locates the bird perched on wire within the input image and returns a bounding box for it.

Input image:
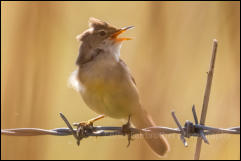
[69,17,169,157]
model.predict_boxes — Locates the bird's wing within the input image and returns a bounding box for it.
[119,59,136,85]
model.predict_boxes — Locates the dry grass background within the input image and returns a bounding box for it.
[1,1,240,160]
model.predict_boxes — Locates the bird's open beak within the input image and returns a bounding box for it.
[110,26,134,42]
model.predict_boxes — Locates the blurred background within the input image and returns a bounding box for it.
[1,1,240,160]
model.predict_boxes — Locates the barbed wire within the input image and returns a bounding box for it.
[1,107,240,147]
[1,39,240,159]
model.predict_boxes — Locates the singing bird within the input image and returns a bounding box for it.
[70,17,169,157]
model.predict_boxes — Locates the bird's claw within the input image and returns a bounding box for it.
[73,115,105,145]
[122,115,134,148]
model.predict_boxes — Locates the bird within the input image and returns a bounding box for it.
[69,17,169,157]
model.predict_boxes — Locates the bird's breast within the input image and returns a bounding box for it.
[75,57,139,118]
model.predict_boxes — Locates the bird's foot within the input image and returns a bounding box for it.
[122,115,134,147]
[73,115,105,145]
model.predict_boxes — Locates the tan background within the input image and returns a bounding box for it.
[1,1,240,160]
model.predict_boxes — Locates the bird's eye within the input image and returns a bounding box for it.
[99,30,106,36]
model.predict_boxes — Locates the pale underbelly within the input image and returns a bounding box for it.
[80,82,136,119]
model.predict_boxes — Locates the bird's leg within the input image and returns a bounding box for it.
[73,115,105,127]
[122,115,133,147]
[122,115,131,130]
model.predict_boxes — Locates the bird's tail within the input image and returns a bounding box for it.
[131,108,169,157]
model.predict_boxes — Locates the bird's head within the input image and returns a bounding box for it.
[75,17,134,65]
[77,17,134,49]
